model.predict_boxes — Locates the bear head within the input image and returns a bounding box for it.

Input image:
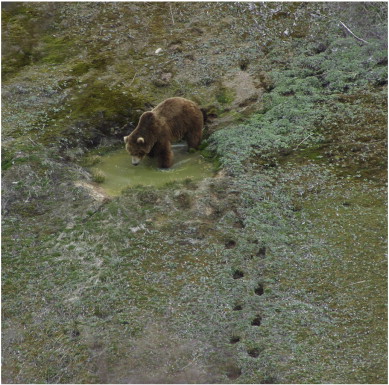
[124,111,157,166]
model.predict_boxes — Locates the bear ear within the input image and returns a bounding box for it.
[137,137,145,144]
[140,111,154,124]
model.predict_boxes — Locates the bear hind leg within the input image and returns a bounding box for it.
[186,132,202,151]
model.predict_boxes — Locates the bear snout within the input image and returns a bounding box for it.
[132,156,141,166]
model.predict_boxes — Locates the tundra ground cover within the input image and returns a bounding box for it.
[2,2,387,383]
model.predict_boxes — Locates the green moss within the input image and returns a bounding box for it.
[200,141,222,171]
[35,78,147,148]
[1,148,14,171]
[1,5,39,78]
[2,4,77,78]
[70,80,132,121]
[71,61,91,76]
[215,86,235,104]
[89,53,111,70]
[57,77,78,89]
[39,35,75,64]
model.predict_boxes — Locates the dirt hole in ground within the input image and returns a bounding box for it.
[233,304,243,311]
[257,246,266,258]
[255,283,264,296]
[239,59,249,71]
[225,239,237,249]
[262,374,279,384]
[234,220,245,228]
[233,270,244,279]
[247,348,260,358]
[251,315,262,326]
[229,336,241,344]
[226,366,242,380]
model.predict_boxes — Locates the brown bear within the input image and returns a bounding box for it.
[124,97,203,168]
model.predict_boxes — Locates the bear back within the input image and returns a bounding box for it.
[152,97,203,142]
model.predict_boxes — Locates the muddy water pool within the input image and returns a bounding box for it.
[90,145,214,195]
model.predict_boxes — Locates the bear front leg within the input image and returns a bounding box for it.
[157,143,174,169]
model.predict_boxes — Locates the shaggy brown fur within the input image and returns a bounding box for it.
[124,97,203,168]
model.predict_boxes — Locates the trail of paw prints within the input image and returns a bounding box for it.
[224,238,267,381]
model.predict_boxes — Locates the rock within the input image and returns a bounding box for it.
[152,72,173,87]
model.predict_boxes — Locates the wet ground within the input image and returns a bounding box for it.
[89,144,214,195]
